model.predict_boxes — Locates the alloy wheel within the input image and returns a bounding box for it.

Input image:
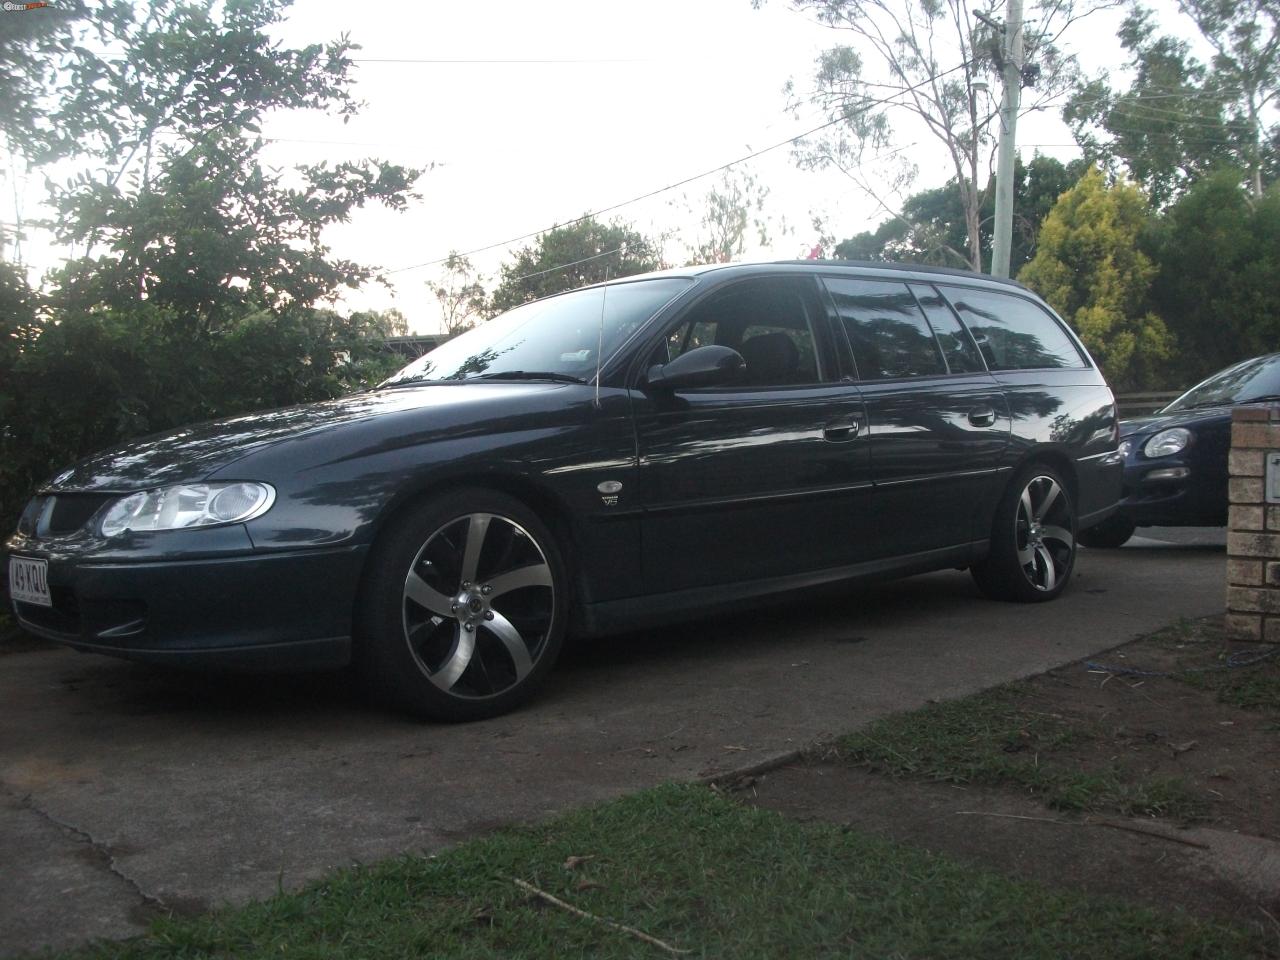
[401,512,555,699]
[1014,475,1074,592]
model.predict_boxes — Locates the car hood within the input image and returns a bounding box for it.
[1119,403,1234,439]
[43,383,567,492]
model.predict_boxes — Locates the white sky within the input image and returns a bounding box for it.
[6,0,1193,333]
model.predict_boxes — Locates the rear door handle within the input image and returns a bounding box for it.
[823,419,861,441]
[968,406,997,427]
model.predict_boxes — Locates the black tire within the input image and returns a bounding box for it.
[356,488,568,721]
[1077,513,1136,549]
[971,463,1077,603]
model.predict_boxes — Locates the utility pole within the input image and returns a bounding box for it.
[990,0,1024,279]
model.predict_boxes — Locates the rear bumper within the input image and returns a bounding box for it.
[5,544,367,670]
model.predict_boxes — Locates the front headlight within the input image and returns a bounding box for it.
[1143,428,1191,458]
[100,482,275,537]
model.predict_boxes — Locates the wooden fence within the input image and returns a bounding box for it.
[1115,391,1181,418]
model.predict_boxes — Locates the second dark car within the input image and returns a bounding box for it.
[6,261,1122,720]
[1080,352,1280,548]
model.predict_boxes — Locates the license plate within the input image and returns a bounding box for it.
[8,556,51,608]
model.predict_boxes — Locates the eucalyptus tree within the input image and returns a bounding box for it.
[766,0,1110,271]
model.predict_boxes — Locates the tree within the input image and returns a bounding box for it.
[1146,170,1280,381]
[1065,2,1278,204]
[0,1,421,526]
[774,0,1097,271]
[430,253,487,335]
[1018,167,1173,390]
[834,155,1083,272]
[488,217,664,315]
[676,168,776,265]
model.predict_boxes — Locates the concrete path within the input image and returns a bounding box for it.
[0,531,1227,955]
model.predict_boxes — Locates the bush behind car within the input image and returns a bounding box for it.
[0,285,401,535]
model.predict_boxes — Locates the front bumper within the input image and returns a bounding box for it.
[4,539,367,670]
[1111,455,1226,527]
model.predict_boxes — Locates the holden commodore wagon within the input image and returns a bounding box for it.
[5,261,1123,720]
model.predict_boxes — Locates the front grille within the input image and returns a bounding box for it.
[46,493,115,535]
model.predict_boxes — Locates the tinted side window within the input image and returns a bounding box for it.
[656,278,824,386]
[824,277,945,380]
[943,288,1085,371]
[909,283,985,374]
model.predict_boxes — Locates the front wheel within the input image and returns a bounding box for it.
[356,488,568,721]
[972,464,1076,603]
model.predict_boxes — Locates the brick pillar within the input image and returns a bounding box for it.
[1226,406,1280,642]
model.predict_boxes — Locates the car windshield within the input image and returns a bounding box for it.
[381,278,692,387]
[1163,354,1280,412]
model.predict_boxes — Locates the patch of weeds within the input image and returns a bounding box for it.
[837,686,1205,820]
[46,784,1263,960]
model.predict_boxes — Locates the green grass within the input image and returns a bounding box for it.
[42,784,1261,960]
[837,686,1206,820]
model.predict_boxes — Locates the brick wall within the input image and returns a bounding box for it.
[1226,406,1280,642]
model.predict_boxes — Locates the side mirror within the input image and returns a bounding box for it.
[646,345,746,390]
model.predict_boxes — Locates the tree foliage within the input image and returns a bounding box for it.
[835,155,1084,273]
[430,253,487,336]
[1065,2,1278,204]
[777,0,1094,270]
[0,0,420,527]
[487,217,664,315]
[1146,170,1280,381]
[676,168,775,265]
[1018,167,1173,390]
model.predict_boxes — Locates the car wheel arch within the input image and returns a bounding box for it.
[1008,447,1079,503]
[352,473,584,638]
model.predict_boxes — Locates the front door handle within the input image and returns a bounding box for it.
[823,419,861,441]
[968,405,997,428]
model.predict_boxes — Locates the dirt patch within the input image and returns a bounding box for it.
[737,616,1280,947]
[1019,617,1279,837]
[743,763,1280,945]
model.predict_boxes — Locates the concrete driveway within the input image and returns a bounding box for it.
[1,530,1226,955]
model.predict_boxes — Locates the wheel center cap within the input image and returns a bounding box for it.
[468,596,483,614]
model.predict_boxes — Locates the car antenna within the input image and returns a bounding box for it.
[595,244,620,409]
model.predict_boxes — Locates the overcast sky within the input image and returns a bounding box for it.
[9,0,1186,333]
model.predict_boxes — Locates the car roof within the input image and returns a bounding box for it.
[600,259,1032,292]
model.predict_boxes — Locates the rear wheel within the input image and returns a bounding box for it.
[972,463,1076,603]
[1077,513,1136,549]
[357,488,568,721]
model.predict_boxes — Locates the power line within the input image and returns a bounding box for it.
[501,246,627,284]
[388,60,976,275]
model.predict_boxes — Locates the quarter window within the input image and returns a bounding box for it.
[823,278,946,380]
[942,288,1085,371]
[909,284,986,374]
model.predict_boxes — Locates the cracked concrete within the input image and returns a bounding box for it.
[1,532,1231,956]
[13,788,168,917]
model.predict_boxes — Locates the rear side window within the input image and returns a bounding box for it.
[942,287,1085,371]
[909,283,985,374]
[824,277,945,380]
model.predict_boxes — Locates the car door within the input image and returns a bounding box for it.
[630,274,873,594]
[820,276,1011,557]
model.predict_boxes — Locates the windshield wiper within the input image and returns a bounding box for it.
[473,371,586,384]
[1239,395,1280,405]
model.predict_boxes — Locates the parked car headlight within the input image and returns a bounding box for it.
[1143,428,1191,458]
[100,482,275,536]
